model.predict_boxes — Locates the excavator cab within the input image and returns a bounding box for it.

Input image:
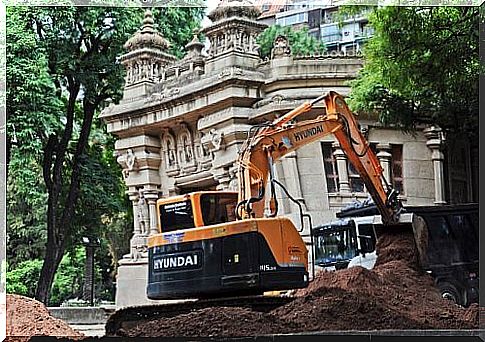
[147,191,309,299]
[157,192,238,232]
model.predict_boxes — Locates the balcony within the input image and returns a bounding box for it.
[321,33,341,43]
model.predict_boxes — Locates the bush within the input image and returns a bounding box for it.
[6,259,43,297]
[50,247,86,306]
[6,247,86,306]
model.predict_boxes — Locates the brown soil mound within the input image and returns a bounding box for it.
[6,294,84,342]
[295,265,383,298]
[118,229,480,337]
[122,306,299,338]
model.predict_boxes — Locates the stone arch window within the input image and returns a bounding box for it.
[177,125,195,164]
[161,131,178,170]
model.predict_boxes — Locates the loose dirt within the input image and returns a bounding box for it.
[117,229,480,337]
[6,294,84,342]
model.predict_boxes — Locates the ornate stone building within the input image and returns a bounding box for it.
[101,5,477,307]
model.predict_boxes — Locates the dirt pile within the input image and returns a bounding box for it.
[120,230,479,337]
[6,294,84,342]
[119,306,299,338]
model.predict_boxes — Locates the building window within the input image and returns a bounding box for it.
[348,162,365,193]
[262,3,270,12]
[391,144,404,195]
[322,142,403,195]
[322,143,339,193]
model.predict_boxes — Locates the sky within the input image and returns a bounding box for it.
[202,0,221,28]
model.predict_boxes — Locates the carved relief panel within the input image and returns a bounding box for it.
[177,124,197,173]
[161,130,179,176]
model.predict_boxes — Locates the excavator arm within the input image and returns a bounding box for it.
[236,91,401,225]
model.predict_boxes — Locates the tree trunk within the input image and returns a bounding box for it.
[35,95,96,305]
[35,238,65,304]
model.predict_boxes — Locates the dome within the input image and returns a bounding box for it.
[124,10,170,52]
[208,0,261,22]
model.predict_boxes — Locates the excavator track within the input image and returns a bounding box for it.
[105,295,294,336]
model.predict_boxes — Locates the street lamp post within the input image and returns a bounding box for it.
[82,236,100,306]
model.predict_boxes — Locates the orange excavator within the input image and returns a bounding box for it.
[106,91,402,335]
[145,91,401,299]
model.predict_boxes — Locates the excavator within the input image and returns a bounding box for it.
[106,91,403,335]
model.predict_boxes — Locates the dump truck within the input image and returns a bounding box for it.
[313,203,479,307]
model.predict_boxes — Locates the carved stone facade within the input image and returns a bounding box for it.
[101,4,477,307]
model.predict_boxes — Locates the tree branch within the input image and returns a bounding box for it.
[42,135,57,192]
[81,30,106,62]
[59,100,96,230]
[51,74,79,200]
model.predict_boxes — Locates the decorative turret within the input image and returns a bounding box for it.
[184,32,205,60]
[201,0,267,73]
[124,10,170,51]
[207,0,261,23]
[120,9,177,100]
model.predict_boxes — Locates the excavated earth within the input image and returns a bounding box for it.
[5,294,84,342]
[122,228,480,338]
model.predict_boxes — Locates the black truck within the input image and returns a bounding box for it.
[312,203,479,307]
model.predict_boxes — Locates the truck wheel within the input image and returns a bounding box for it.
[438,282,463,306]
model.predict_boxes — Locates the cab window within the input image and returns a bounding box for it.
[314,227,357,266]
[357,224,376,253]
[200,193,238,226]
[159,200,195,232]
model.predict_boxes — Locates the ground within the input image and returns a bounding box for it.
[5,229,480,339]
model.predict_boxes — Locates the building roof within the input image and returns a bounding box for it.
[254,0,289,19]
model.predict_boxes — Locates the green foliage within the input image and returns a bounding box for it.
[6,5,204,304]
[6,155,48,266]
[6,7,63,152]
[348,6,479,139]
[257,25,326,59]
[50,247,86,306]
[152,7,205,59]
[6,260,43,297]
[7,249,86,305]
[6,7,62,267]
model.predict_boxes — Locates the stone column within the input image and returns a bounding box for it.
[376,143,392,187]
[425,126,447,205]
[333,143,350,193]
[282,152,306,209]
[145,192,159,236]
[128,190,141,235]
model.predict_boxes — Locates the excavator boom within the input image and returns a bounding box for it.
[237,91,401,224]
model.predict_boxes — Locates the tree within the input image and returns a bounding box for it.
[257,25,326,59]
[6,5,204,304]
[6,248,86,306]
[5,7,62,170]
[348,6,479,140]
[6,7,62,268]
